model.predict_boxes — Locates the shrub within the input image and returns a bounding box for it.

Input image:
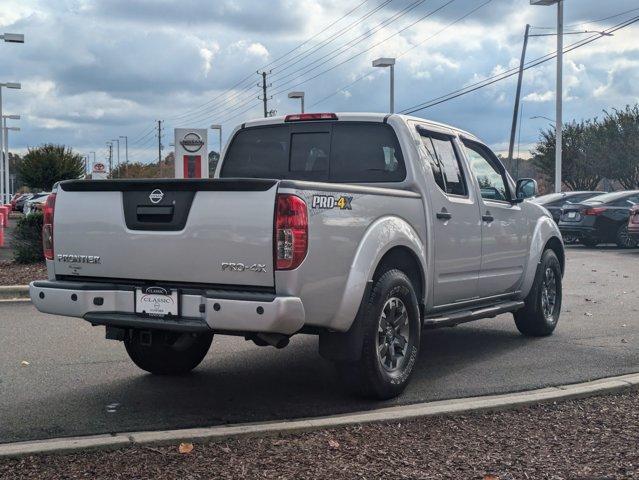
[11,212,44,264]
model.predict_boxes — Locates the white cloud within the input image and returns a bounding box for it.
[524,91,554,102]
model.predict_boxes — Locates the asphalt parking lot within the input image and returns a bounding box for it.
[1,245,638,444]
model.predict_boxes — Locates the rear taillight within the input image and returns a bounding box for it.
[583,207,606,216]
[274,194,308,270]
[631,210,639,224]
[42,193,56,260]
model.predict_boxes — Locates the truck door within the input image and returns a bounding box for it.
[462,139,529,297]
[418,128,482,306]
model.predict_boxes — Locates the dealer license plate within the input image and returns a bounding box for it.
[135,287,178,317]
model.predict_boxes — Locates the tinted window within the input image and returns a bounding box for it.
[431,137,466,196]
[222,122,405,182]
[420,136,445,192]
[220,126,288,178]
[464,143,508,201]
[330,123,405,182]
[290,132,330,178]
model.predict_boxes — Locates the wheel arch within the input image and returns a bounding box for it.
[372,246,425,317]
[328,215,427,332]
[519,215,565,299]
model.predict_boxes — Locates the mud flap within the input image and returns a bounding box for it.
[318,280,373,362]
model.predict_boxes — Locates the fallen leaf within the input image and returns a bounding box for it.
[220,445,231,454]
[621,338,628,344]
[178,442,194,454]
[484,475,500,480]
[584,312,593,317]
[328,439,340,449]
[20,360,30,366]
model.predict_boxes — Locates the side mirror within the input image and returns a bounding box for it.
[515,178,538,200]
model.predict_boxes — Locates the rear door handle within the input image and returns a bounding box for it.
[436,211,452,220]
[482,213,494,223]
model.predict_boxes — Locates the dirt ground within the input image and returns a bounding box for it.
[2,389,638,480]
[0,261,47,286]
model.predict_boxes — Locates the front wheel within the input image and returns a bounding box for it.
[514,249,562,337]
[125,330,213,375]
[335,269,421,400]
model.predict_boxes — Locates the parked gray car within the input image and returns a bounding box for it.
[30,113,564,399]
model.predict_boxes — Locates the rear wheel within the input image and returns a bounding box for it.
[514,249,562,337]
[125,330,213,375]
[616,224,638,249]
[335,269,421,400]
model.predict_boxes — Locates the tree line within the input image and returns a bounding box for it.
[532,104,639,191]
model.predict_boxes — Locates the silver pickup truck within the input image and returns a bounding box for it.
[30,112,564,399]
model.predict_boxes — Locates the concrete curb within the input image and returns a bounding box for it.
[1,372,638,458]
[0,285,29,302]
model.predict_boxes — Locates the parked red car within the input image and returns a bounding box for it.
[629,204,639,242]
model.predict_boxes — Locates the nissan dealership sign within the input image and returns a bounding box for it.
[175,128,208,179]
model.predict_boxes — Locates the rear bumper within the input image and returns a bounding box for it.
[558,225,597,239]
[29,280,305,335]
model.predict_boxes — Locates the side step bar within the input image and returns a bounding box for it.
[423,300,525,329]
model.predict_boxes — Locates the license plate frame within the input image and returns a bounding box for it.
[135,286,179,317]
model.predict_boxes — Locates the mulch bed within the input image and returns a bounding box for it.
[0,261,47,286]
[2,389,638,479]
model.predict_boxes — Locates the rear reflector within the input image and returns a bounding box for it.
[42,193,56,260]
[274,194,308,270]
[284,113,338,122]
[583,207,606,216]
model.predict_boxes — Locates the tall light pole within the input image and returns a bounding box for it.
[0,32,23,201]
[111,138,120,178]
[531,0,563,193]
[287,91,305,113]
[119,136,128,164]
[372,57,395,114]
[0,82,21,203]
[210,124,222,176]
[2,114,19,199]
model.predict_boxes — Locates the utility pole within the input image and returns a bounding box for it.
[555,0,564,193]
[120,135,128,164]
[157,120,163,176]
[508,24,530,166]
[258,71,271,118]
[106,142,113,176]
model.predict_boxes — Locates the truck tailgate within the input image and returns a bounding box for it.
[53,179,277,287]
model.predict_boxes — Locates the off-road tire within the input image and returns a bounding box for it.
[514,249,562,337]
[125,330,213,375]
[616,224,638,249]
[336,269,421,400]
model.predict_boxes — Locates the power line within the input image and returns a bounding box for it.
[400,14,639,115]
[163,0,379,125]
[270,0,395,77]
[269,0,457,98]
[270,0,430,86]
[310,0,491,108]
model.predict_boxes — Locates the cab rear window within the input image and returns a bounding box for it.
[221,122,406,183]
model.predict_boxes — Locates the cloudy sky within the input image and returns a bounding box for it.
[1,0,638,166]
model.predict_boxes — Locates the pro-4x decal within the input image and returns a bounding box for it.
[312,194,353,210]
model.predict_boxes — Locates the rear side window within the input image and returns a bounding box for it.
[329,123,405,182]
[221,122,405,183]
[419,133,467,196]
